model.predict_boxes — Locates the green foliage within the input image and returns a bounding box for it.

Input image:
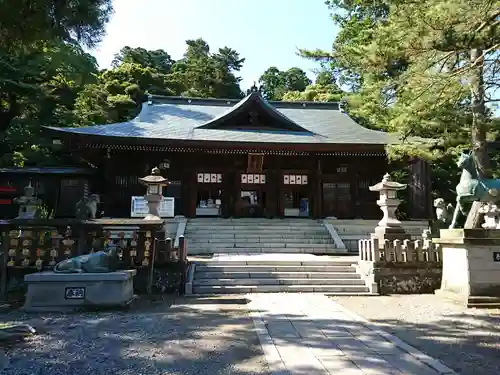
[111,47,174,74]
[0,0,113,49]
[171,38,245,99]
[300,0,500,200]
[1,8,247,168]
[259,66,312,100]
[73,38,246,126]
[282,83,343,102]
[0,41,99,167]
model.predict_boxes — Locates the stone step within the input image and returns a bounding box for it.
[187,222,322,227]
[186,231,329,237]
[195,271,359,279]
[192,284,370,294]
[194,265,356,272]
[189,242,333,249]
[185,235,333,244]
[193,278,365,286]
[194,259,355,266]
[188,248,334,254]
[185,226,326,231]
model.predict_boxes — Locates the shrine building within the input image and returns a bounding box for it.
[43,88,432,220]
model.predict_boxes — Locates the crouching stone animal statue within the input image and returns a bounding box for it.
[53,248,120,273]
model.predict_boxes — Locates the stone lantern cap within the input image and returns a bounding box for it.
[369,173,406,192]
[139,167,168,186]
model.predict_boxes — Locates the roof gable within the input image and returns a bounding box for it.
[196,91,314,134]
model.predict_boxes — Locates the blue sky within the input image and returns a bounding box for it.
[90,0,338,90]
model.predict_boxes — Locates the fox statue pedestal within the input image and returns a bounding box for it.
[434,229,500,308]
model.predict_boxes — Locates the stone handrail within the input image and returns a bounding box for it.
[322,220,348,252]
[359,237,442,263]
[173,217,187,248]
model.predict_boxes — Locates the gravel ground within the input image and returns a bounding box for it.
[332,294,500,375]
[0,296,270,375]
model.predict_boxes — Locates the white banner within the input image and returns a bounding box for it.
[130,196,175,218]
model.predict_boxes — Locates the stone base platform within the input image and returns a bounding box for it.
[436,290,500,308]
[23,270,137,312]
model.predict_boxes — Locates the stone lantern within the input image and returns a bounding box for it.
[139,167,168,220]
[14,180,42,219]
[369,173,409,244]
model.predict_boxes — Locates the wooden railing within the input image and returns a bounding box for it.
[0,219,164,270]
[358,236,442,264]
[0,219,188,297]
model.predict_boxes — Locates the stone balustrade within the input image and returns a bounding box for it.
[357,232,443,295]
[358,237,442,264]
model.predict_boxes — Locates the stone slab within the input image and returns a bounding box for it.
[25,270,136,282]
[23,270,137,312]
[248,293,457,375]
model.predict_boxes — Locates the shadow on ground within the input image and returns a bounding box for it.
[2,295,499,375]
[363,313,500,375]
[0,296,269,375]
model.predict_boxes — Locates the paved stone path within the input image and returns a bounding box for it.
[247,294,457,375]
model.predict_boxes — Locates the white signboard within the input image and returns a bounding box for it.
[130,196,175,218]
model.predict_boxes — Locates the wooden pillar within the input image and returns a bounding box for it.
[227,169,238,218]
[189,171,197,218]
[314,157,323,219]
[222,168,235,218]
[181,168,191,217]
[276,170,284,218]
[102,147,113,217]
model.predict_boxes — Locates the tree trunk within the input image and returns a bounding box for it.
[470,48,491,179]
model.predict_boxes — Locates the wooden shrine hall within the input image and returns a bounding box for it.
[45,87,432,220]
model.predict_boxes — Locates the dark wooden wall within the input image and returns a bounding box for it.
[92,150,397,219]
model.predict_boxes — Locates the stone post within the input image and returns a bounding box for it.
[139,167,168,221]
[369,173,410,245]
[434,229,500,307]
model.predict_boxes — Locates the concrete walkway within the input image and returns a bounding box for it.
[247,294,457,375]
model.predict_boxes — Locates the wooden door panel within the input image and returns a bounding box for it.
[322,182,352,218]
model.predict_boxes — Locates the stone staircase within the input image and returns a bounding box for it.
[190,254,372,295]
[185,218,342,255]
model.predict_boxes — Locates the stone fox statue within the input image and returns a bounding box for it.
[433,198,454,226]
[75,194,100,220]
[53,249,120,273]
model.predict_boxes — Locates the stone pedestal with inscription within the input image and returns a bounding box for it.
[434,229,500,308]
[23,270,136,312]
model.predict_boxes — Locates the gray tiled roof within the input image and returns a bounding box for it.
[46,95,393,145]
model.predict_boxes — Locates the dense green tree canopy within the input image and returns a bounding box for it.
[0,0,113,49]
[299,0,499,200]
[259,66,312,100]
[0,0,111,167]
[111,47,175,75]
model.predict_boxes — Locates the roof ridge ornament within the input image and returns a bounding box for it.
[247,81,262,96]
